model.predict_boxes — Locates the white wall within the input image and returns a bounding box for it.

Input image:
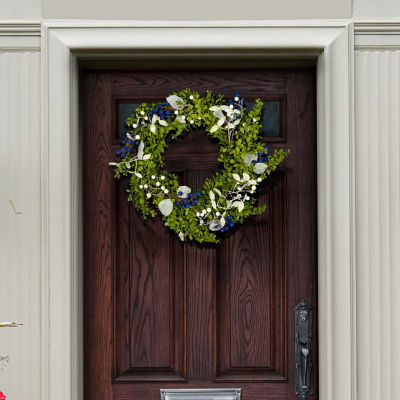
[0,0,41,19]
[41,0,351,20]
[0,38,41,399]
[354,0,400,18]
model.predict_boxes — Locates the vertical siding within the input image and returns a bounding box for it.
[0,51,41,400]
[355,50,400,400]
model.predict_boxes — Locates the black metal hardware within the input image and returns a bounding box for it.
[294,301,313,400]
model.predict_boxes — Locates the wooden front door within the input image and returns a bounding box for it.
[83,67,317,400]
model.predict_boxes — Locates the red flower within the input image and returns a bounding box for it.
[0,391,6,399]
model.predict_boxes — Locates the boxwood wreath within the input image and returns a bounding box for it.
[109,89,289,243]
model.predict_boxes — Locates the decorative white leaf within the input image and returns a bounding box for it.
[254,162,268,174]
[178,231,186,241]
[159,120,168,126]
[220,105,230,111]
[152,115,160,123]
[233,109,241,114]
[233,119,241,125]
[126,133,133,140]
[238,202,244,212]
[213,109,224,119]
[217,118,226,127]
[158,199,173,216]
[177,186,191,198]
[214,188,222,196]
[176,116,186,124]
[244,153,257,166]
[248,179,257,185]
[226,200,232,208]
[220,217,226,227]
[126,162,131,168]
[210,125,219,133]
[150,124,156,133]
[135,172,142,178]
[209,106,220,112]
[137,141,144,159]
[166,95,186,110]
[142,154,151,160]
[227,123,235,129]
[209,190,215,200]
[242,173,250,181]
[209,220,222,231]
[232,173,241,181]
[108,162,118,166]
[211,200,217,209]
[232,200,242,208]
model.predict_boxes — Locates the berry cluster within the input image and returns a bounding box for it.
[252,144,269,165]
[176,191,201,209]
[116,134,141,157]
[148,102,171,120]
[228,92,245,108]
[219,215,235,233]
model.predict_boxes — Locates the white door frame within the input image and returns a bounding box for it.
[40,20,355,400]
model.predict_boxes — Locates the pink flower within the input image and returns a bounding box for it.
[0,391,6,399]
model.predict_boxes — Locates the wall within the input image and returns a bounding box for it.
[0,25,41,400]
[354,0,400,18]
[40,0,351,20]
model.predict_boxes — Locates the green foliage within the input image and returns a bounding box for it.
[110,89,289,243]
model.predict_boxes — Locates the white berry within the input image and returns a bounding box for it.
[229,104,234,109]
[216,212,220,216]
[132,123,137,128]
[251,185,256,190]
[253,118,258,122]
[196,212,200,217]
[144,184,148,189]
[190,120,194,124]
[144,116,148,120]
[151,175,155,179]
[234,96,239,101]
[207,207,211,212]
[174,110,179,115]
[140,111,145,115]
[139,185,143,189]
[164,189,169,194]
[147,193,152,198]
[156,182,160,186]
[161,176,165,180]
[257,177,262,182]
[250,190,254,194]
[161,186,165,190]
[189,95,194,100]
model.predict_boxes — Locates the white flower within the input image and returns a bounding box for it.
[166,94,186,110]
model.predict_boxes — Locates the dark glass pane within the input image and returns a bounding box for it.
[118,101,280,138]
[118,103,141,138]
[247,101,280,137]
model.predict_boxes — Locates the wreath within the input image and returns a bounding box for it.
[109,89,289,243]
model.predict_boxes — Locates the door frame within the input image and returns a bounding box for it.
[40,20,355,400]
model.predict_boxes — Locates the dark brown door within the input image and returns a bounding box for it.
[83,67,317,400]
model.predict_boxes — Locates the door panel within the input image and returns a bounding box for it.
[83,67,317,400]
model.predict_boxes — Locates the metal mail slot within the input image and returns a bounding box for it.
[160,389,241,400]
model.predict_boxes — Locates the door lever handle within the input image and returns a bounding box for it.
[294,301,313,400]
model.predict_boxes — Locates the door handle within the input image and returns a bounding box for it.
[294,301,313,400]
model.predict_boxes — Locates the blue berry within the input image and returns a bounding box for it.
[134,140,139,146]
[178,191,183,196]
[214,225,219,229]
[194,199,199,204]
[122,152,126,156]
[157,103,162,109]
[235,92,241,98]
[127,139,132,144]
[183,198,188,204]
[229,223,234,227]
[165,110,170,116]
[127,147,131,152]
[176,201,181,205]
[188,192,194,198]
[196,191,200,196]
[165,101,170,106]
[258,152,262,157]
[263,157,268,162]
[252,160,257,165]
[186,204,190,208]
[116,150,121,155]
[228,99,234,105]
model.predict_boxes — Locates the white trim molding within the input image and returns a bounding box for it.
[354,19,400,50]
[0,21,40,51]
[40,20,355,400]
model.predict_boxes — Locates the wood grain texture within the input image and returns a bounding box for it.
[83,67,317,400]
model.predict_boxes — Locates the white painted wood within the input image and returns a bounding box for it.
[41,21,354,400]
[354,48,400,400]
[0,49,41,400]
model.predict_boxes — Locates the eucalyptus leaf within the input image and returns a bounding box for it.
[254,162,268,174]
[211,200,217,209]
[137,141,144,159]
[209,190,215,200]
[158,199,173,216]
